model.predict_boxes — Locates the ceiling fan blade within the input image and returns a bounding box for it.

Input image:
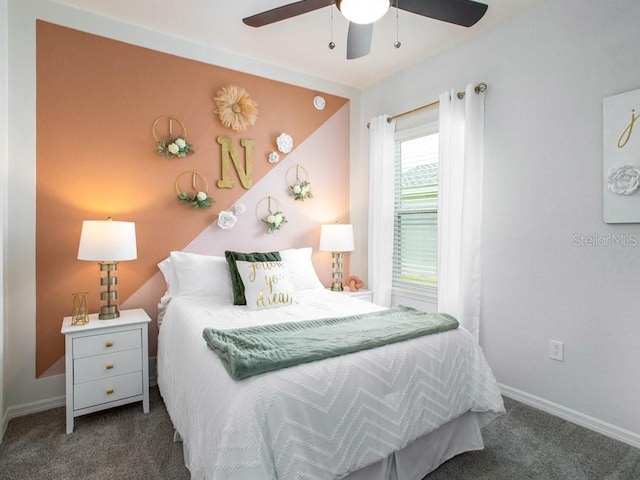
[346,22,373,60]
[398,0,488,27]
[243,0,333,27]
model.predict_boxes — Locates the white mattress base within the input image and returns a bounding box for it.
[341,411,484,480]
[173,411,484,480]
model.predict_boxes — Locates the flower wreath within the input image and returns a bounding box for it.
[158,137,193,158]
[152,115,194,158]
[178,191,213,209]
[256,196,287,234]
[286,164,313,201]
[175,171,214,209]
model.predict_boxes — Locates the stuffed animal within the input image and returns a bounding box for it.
[346,276,364,292]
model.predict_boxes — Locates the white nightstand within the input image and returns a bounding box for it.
[61,308,151,433]
[337,288,373,302]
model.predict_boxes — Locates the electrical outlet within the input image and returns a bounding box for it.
[550,340,564,362]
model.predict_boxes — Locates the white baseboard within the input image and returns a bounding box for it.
[499,383,640,450]
[6,394,66,422]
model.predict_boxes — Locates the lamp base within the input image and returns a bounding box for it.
[98,305,120,320]
[330,251,345,292]
[98,261,120,320]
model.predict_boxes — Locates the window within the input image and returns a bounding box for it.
[392,123,439,300]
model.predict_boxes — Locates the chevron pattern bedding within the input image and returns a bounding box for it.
[157,290,505,480]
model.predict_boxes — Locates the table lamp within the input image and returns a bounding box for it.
[319,223,354,292]
[77,218,137,319]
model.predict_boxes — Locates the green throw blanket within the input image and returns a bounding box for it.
[202,306,459,380]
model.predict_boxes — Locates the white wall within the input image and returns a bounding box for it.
[4,0,361,414]
[361,0,640,445]
[0,0,8,441]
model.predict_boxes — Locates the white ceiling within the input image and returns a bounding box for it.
[52,0,542,89]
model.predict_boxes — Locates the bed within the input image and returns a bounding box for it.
[157,249,505,480]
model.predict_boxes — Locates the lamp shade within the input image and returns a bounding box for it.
[319,224,354,252]
[77,220,137,261]
[337,0,390,24]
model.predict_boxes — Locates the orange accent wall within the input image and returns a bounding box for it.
[35,21,349,377]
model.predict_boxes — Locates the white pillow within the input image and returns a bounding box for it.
[169,251,233,301]
[157,256,178,297]
[279,247,324,290]
[235,260,296,310]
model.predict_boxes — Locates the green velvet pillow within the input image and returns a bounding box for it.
[225,250,281,305]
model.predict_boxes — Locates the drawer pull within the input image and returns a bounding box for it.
[105,363,114,370]
[106,388,114,395]
[105,341,114,348]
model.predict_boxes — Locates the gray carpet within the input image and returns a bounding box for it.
[427,398,640,480]
[0,388,638,479]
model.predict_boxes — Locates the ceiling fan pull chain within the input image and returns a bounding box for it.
[328,1,336,50]
[394,0,401,49]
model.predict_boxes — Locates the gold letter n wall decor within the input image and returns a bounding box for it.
[217,135,255,189]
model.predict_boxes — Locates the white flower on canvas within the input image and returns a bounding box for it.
[607,164,640,195]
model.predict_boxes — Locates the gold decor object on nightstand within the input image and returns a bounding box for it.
[71,292,89,326]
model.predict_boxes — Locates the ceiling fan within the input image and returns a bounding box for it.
[243,0,489,60]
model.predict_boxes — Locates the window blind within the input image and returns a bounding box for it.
[393,126,439,295]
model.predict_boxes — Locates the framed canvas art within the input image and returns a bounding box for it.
[603,88,640,223]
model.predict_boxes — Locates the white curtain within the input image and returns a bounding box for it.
[368,115,396,306]
[437,84,485,339]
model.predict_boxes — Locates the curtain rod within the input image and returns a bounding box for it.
[366,82,487,129]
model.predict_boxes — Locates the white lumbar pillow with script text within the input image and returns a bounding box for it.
[235,260,297,310]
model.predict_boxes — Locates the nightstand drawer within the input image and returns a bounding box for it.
[74,371,143,411]
[73,329,141,359]
[73,348,142,384]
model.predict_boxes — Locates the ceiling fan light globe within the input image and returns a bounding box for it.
[337,0,390,24]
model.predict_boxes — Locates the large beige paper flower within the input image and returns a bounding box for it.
[214,85,258,132]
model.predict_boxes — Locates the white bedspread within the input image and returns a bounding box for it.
[157,290,504,480]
